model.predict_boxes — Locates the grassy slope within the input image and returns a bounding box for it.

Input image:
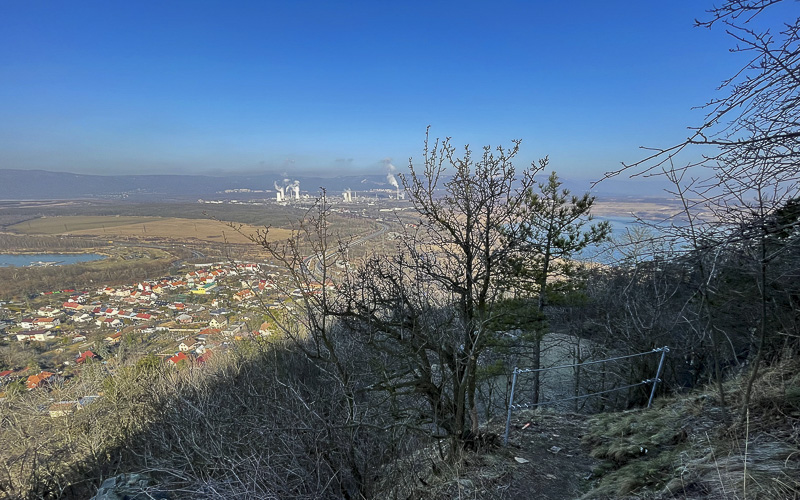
[581,357,800,499]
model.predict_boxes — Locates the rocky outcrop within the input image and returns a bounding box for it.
[90,473,170,500]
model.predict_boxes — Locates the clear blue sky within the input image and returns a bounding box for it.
[0,1,786,182]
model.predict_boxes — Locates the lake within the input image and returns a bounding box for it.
[0,253,106,267]
[580,216,677,264]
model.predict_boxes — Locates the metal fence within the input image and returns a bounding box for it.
[503,346,669,446]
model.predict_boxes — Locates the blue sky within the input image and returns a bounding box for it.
[0,1,787,184]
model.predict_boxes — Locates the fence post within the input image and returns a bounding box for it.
[503,368,519,446]
[647,346,669,408]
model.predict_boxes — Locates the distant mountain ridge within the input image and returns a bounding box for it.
[0,169,393,201]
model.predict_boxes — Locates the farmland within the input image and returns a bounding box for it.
[9,216,293,245]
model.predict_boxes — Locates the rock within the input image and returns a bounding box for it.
[548,445,562,454]
[514,456,530,463]
[91,473,170,500]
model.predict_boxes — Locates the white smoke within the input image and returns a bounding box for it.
[275,179,301,200]
[384,158,400,198]
[386,172,399,189]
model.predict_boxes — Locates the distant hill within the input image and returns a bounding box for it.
[0,169,393,201]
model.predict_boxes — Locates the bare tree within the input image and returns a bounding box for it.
[321,129,544,454]
[601,0,800,418]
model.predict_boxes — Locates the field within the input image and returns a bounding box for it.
[591,198,683,221]
[9,216,292,244]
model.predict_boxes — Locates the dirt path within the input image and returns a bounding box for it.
[419,410,599,499]
[498,410,598,499]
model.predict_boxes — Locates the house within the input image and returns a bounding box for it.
[62,301,83,311]
[234,289,255,302]
[176,313,193,324]
[222,322,246,337]
[18,318,35,329]
[209,317,228,329]
[167,352,189,365]
[196,349,213,364]
[178,339,196,352]
[48,401,77,418]
[76,350,97,364]
[26,371,55,389]
[96,317,122,329]
[38,306,62,317]
[73,313,93,324]
[197,327,221,337]
[190,283,217,295]
[104,332,122,344]
[16,330,55,342]
[33,317,60,329]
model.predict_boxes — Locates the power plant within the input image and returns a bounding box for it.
[274,179,301,202]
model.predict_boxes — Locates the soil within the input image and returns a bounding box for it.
[499,410,598,499]
[417,410,598,499]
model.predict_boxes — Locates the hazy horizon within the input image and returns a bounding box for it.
[2,1,792,182]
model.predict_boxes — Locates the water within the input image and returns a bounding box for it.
[580,216,675,264]
[0,253,106,267]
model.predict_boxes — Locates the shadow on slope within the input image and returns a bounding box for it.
[0,340,419,499]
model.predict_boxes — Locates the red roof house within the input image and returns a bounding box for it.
[26,371,55,390]
[167,352,189,365]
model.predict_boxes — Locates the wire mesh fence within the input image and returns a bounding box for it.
[503,346,669,446]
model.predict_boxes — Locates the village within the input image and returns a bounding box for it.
[0,257,334,416]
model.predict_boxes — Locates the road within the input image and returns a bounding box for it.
[302,221,389,278]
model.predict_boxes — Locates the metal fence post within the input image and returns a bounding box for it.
[503,368,518,446]
[647,346,669,408]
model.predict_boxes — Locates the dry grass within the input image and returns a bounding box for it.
[581,356,800,499]
[9,216,292,244]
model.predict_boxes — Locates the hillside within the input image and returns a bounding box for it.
[403,357,800,500]
[2,340,797,500]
